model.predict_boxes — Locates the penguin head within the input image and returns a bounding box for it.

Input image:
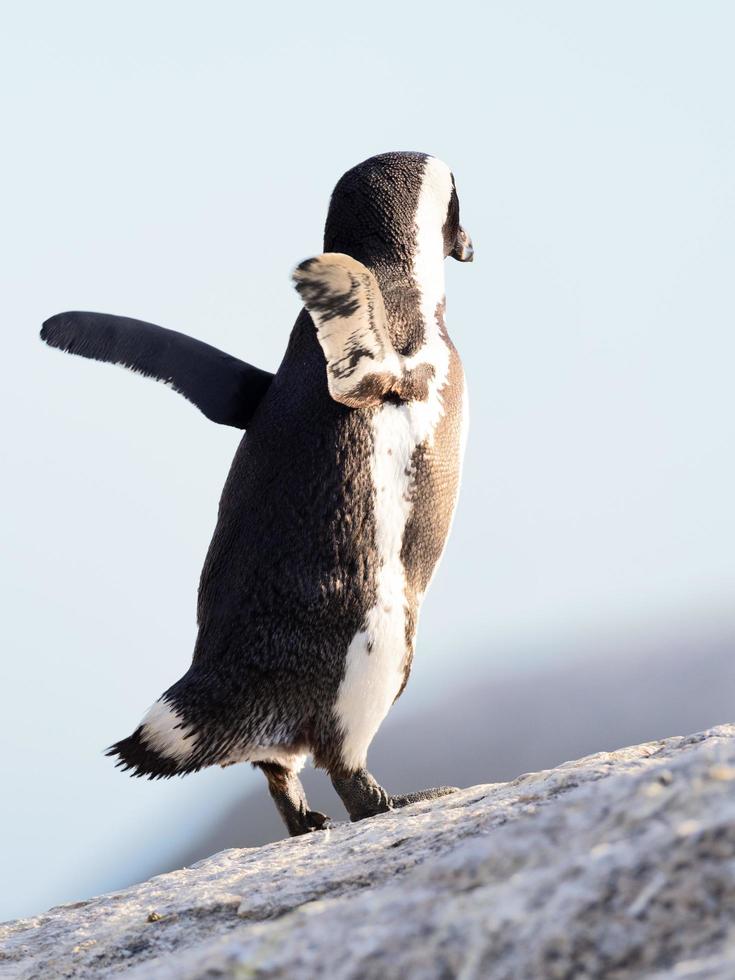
[323,152,473,274]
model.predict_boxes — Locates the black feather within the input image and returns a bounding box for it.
[41,311,273,429]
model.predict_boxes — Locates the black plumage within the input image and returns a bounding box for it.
[41,311,273,428]
[43,151,473,835]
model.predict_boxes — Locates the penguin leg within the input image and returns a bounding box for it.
[330,767,459,823]
[256,762,332,837]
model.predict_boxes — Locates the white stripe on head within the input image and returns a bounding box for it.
[412,156,453,309]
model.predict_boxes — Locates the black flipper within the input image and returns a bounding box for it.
[41,311,274,429]
[292,253,434,408]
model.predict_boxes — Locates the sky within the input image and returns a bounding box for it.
[1,1,734,921]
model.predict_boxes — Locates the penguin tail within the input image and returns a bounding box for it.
[106,696,203,779]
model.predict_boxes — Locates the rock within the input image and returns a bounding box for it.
[2,726,735,979]
[169,626,735,870]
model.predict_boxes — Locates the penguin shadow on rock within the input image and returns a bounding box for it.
[41,151,474,838]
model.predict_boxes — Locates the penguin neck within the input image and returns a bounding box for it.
[321,240,447,356]
[372,252,447,357]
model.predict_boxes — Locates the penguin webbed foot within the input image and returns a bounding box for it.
[331,768,459,823]
[390,786,459,809]
[256,761,332,838]
[297,809,332,835]
[331,767,392,822]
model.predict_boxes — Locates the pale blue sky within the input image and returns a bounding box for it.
[2,1,734,921]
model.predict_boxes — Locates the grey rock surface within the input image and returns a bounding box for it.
[169,625,735,870]
[2,725,735,979]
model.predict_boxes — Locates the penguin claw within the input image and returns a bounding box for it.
[287,809,331,836]
[390,786,460,809]
[304,810,332,832]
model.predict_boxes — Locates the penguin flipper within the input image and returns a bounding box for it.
[293,253,432,408]
[41,311,274,429]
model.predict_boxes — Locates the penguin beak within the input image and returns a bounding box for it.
[451,226,474,262]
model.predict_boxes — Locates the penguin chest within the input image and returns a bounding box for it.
[333,353,467,770]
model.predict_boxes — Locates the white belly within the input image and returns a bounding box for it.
[333,156,468,771]
[333,373,466,771]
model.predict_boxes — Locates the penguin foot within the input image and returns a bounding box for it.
[281,807,333,838]
[279,806,333,838]
[390,786,459,808]
[301,810,332,834]
[255,760,331,838]
[331,768,459,823]
[330,767,392,822]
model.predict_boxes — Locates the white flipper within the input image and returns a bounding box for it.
[293,253,431,408]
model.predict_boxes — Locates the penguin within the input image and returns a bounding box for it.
[41,151,474,835]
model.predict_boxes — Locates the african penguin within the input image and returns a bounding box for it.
[41,151,474,835]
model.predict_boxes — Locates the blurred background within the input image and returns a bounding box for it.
[2,1,734,923]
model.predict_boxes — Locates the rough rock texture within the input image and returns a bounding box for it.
[3,726,735,979]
